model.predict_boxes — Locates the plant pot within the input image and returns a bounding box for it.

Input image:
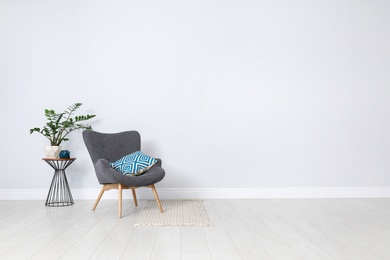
[44,146,62,158]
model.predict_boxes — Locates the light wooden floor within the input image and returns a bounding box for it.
[0,199,390,260]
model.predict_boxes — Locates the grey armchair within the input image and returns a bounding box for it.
[83,130,165,218]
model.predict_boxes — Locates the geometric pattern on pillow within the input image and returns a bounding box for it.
[110,151,157,176]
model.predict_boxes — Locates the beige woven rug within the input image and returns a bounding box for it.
[134,200,213,227]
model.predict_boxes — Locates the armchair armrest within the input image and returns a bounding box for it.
[154,158,162,167]
[94,158,121,184]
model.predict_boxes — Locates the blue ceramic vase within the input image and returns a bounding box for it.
[59,150,70,158]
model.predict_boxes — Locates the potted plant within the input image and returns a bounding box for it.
[30,103,96,158]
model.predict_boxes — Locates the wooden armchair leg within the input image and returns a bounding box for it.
[151,184,163,213]
[92,185,106,210]
[132,188,138,206]
[118,183,123,218]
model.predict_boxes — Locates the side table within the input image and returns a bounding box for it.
[42,158,76,207]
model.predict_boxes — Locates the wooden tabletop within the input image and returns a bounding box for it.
[42,158,76,161]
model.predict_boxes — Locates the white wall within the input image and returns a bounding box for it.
[1,0,390,197]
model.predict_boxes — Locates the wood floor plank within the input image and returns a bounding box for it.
[367,198,390,209]
[307,199,390,256]
[0,207,47,241]
[212,200,273,260]
[227,199,303,260]
[0,201,113,259]
[0,200,39,220]
[180,227,211,260]
[244,199,334,260]
[57,202,125,260]
[202,200,243,260]
[0,202,86,259]
[27,200,118,260]
[120,227,158,260]
[89,200,148,260]
[262,199,365,260]
[0,200,44,240]
[332,199,390,231]
[150,227,181,260]
[275,199,390,259]
[1,199,390,260]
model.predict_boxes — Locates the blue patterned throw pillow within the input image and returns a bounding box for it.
[110,151,157,176]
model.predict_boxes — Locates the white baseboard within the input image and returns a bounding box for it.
[1,187,390,200]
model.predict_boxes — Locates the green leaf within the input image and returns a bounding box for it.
[29,103,96,145]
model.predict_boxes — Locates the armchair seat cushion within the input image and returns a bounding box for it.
[117,164,165,187]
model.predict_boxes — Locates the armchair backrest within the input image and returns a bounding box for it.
[82,130,141,164]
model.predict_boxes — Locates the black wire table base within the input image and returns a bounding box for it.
[43,158,75,207]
